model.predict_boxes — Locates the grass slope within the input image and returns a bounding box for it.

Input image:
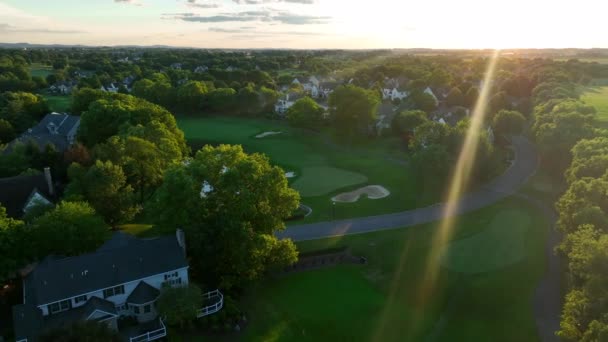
[29,64,53,78]
[580,86,608,124]
[42,94,71,113]
[239,197,548,342]
[177,116,426,222]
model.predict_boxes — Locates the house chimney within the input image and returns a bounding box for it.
[43,167,54,196]
[176,229,186,255]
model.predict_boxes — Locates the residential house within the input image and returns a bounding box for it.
[49,80,77,95]
[12,230,223,342]
[194,65,209,73]
[375,103,397,135]
[100,83,119,93]
[424,87,439,106]
[170,63,182,70]
[6,113,80,153]
[225,66,237,72]
[275,92,303,115]
[0,168,55,219]
[382,88,409,101]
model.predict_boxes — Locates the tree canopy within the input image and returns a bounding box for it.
[153,144,299,289]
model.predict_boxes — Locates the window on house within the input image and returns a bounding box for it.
[162,277,183,287]
[144,305,150,313]
[133,306,140,314]
[103,285,125,298]
[49,299,72,314]
[74,295,87,304]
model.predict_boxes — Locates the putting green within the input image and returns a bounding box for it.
[291,166,368,197]
[441,210,532,274]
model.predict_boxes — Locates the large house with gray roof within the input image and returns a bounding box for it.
[7,113,80,153]
[12,230,223,342]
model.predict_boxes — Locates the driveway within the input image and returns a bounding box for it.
[278,136,539,241]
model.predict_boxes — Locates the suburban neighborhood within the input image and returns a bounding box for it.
[1,0,608,341]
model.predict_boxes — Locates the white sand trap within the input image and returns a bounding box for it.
[255,131,282,138]
[285,171,296,178]
[331,185,390,203]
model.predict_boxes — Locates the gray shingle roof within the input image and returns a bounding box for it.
[8,113,79,152]
[13,297,118,341]
[0,173,54,218]
[24,233,187,306]
[12,304,44,342]
[127,281,160,305]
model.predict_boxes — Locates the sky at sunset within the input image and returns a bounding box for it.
[0,0,605,49]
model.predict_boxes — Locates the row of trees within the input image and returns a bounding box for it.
[526,67,608,340]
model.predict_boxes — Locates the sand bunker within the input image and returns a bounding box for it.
[255,131,282,138]
[331,185,390,203]
[285,171,296,178]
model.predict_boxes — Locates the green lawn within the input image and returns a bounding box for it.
[580,86,608,124]
[238,197,549,341]
[42,94,72,113]
[29,64,53,78]
[177,116,429,222]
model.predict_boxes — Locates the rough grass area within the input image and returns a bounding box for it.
[580,86,608,123]
[177,116,426,222]
[29,64,53,78]
[239,197,549,341]
[291,166,367,197]
[42,94,71,113]
[441,209,531,273]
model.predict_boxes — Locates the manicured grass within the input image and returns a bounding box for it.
[291,166,367,197]
[441,209,531,273]
[42,94,72,113]
[177,116,426,222]
[580,86,608,123]
[240,197,548,341]
[29,64,53,78]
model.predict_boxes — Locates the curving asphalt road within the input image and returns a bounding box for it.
[278,135,539,242]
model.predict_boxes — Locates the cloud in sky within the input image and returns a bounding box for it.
[0,23,84,34]
[0,0,606,49]
[163,8,331,25]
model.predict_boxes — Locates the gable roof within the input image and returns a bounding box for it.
[127,281,160,305]
[13,296,118,341]
[8,113,80,152]
[0,173,53,218]
[24,233,188,306]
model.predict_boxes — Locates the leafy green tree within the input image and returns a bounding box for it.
[329,85,379,140]
[410,144,450,192]
[176,81,208,112]
[40,321,121,342]
[95,136,167,204]
[0,205,30,281]
[492,110,526,136]
[408,91,438,112]
[286,97,324,129]
[32,201,108,257]
[204,88,236,113]
[391,110,428,136]
[0,92,49,132]
[0,118,15,144]
[446,87,464,107]
[65,160,138,227]
[156,284,203,328]
[71,88,107,114]
[153,145,299,289]
[464,87,479,107]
